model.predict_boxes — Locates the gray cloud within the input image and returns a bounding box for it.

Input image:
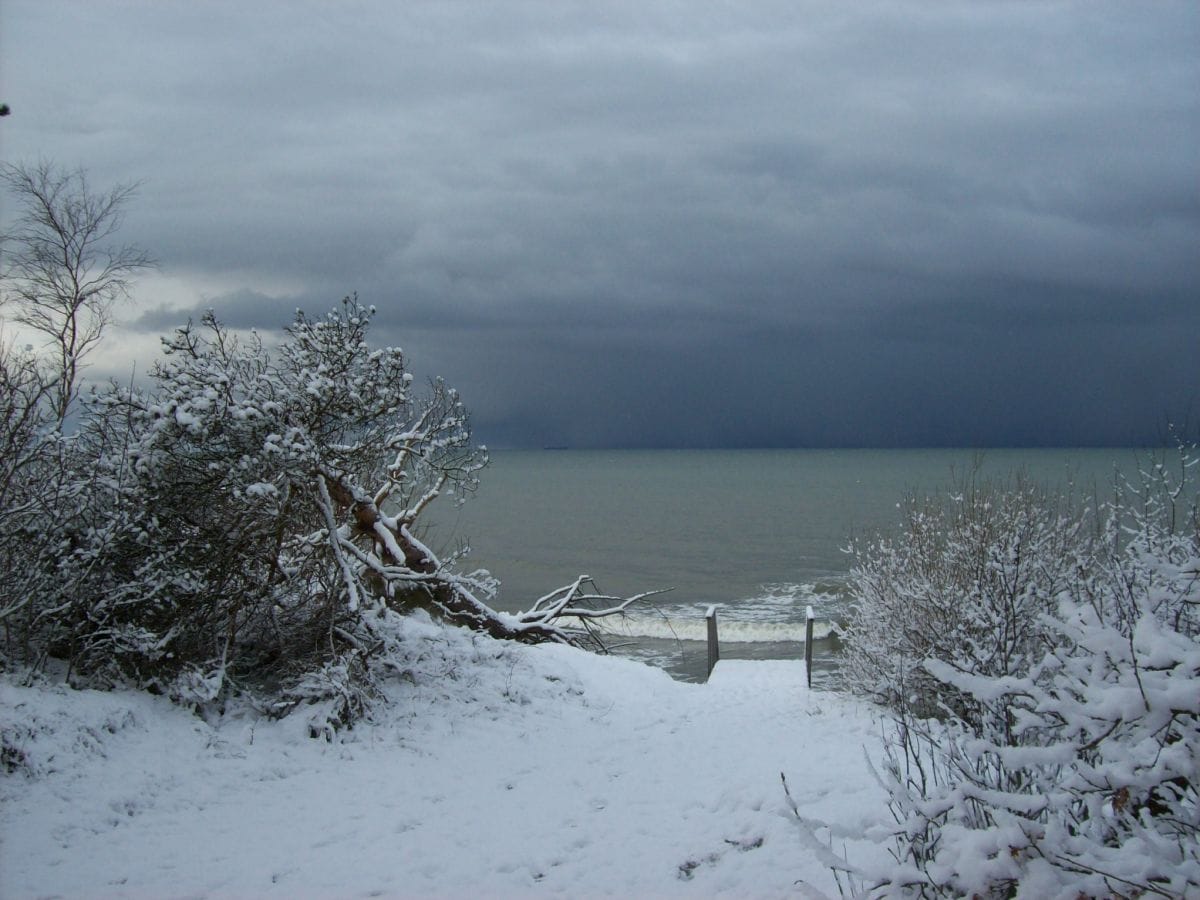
[2,0,1196,447]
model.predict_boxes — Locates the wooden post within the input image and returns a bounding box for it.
[804,605,815,688]
[706,605,719,678]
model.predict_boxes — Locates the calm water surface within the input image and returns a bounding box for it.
[424,449,1146,682]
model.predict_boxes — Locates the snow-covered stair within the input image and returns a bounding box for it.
[705,658,809,693]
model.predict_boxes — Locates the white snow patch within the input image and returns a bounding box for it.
[1,635,888,898]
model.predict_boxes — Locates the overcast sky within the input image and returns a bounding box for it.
[2,1,1197,448]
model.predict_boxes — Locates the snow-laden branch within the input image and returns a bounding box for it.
[516,576,668,625]
[833,453,1200,897]
[315,475,361,613]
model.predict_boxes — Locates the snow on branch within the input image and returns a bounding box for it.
[512,576,669,650]
[829,454,1199,897]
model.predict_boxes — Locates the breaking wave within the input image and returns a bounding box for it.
[573,581,846,644]
[593,615,839,643]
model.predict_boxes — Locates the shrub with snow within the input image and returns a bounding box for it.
[836,452,1199,897]
[841,473,1089,722]
[1,298,648,726]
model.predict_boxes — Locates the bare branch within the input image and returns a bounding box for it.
[1,161,155,421]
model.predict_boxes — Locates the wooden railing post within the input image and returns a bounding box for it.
[706,605,719,678]
[804,605,815,688]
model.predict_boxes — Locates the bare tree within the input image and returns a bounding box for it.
[1,161,154,422]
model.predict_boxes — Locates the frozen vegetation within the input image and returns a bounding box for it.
[838,456,1199,896]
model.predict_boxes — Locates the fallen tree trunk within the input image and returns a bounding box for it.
[319,468,662,650]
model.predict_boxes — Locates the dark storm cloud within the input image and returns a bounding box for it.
[2,1,1197,446]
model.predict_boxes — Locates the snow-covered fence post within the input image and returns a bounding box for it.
[804,605,814,688]
[706,605,719,678]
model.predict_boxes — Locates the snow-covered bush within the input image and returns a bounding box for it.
[841,474,1089,722]
[0,341,77,666]
[3,299,457,699]
[2,298,649,724]
[837,452,1199,897]
[0,344,51,633]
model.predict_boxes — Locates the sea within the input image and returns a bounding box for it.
[422,448,1152,685]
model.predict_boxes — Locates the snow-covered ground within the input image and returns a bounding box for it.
[1,617,889,898]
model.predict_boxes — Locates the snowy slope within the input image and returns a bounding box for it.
[1,620,888,899]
